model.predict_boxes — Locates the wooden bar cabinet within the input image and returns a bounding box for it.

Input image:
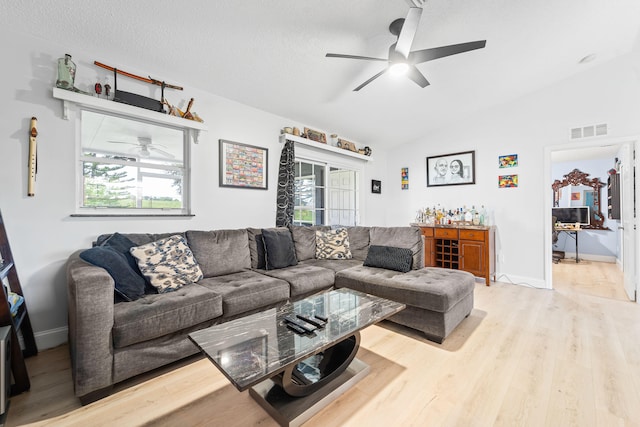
[416,224,495,286]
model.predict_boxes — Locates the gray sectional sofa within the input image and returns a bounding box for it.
[66,225,475,404]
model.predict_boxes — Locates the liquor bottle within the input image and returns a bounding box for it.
[56,54,76,90]
[480,205,487,226]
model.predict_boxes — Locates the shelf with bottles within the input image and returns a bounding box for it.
[414,204,490,227]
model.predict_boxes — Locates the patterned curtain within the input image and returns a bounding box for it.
[275,140,295,227]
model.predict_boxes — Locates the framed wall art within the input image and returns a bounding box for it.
[498,154,518,168]
[372,179,381,194]
[219,139,268,190]
[304,127,327,144]
[426,150,475,187]
[498,174,518,188]
[401,167,409,189]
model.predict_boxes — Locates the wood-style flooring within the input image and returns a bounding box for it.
[5,260,639,426]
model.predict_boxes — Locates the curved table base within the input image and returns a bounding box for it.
[249,357,370,427]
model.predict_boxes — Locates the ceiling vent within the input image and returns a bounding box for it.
[570,123,608,140]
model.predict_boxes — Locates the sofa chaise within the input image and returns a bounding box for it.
[66,225,475,404]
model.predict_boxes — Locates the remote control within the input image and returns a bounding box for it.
[286,322,307,334]
[284,316,316,333]
[314,314,328,323]
[296,314,325,328]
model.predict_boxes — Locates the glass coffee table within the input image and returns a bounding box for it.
[189,288,405,427]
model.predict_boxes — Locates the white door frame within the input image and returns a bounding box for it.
[543,135,638,299]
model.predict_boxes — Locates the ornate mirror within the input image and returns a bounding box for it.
[551,169,608,230]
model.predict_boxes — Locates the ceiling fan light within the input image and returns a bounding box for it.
[389,62,409,76]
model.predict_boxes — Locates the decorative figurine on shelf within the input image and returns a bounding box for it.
[104,84,111,99]
[94,82,102,97]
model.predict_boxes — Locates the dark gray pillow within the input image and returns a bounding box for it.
[79,246,146,302]
[101,232,156,294]
[255,233,266,269]
[262,228,298,270]
[363,245,413,273]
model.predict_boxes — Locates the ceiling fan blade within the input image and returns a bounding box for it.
[395,7,423,59]
[149,146,175,158]
[326,53,387,62]
[353,69,388,91]
[410,40,486,64]
[406,65,430,88]
[107,140,136,145]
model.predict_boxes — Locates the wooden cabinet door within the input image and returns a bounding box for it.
[460,240,484,277]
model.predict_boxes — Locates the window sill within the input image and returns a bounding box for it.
[70,214,195,218]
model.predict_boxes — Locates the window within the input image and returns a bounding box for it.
[78,110,190,215]
[294,160,360,226]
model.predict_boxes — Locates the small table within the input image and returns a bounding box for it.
[189,288,405,427]
[555,227,584,263]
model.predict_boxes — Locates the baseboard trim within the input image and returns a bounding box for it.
[494,273,549,290]
[33,326,68,351]
[562,253,617,263]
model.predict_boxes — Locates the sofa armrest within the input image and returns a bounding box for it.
[66,250,115,400]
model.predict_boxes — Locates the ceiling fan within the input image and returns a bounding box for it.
[326,7,486,91]
[108,137,174,159]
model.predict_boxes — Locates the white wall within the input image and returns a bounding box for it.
[385,52,640,287]
[0,30,383,349]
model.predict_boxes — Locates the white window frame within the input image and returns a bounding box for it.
[75,108,192,216]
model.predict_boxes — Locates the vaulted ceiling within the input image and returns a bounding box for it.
[2,0,640,149]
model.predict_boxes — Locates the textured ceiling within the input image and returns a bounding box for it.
[2,0,640,149]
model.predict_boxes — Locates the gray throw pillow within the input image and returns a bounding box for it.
[363,245,413,273]
[262,228,298,270]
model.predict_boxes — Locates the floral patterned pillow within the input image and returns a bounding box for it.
[315,228,353,260]
[130,234,203,293]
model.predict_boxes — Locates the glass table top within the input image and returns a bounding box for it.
[188,288,405,391]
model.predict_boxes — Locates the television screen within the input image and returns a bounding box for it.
[552,206,590,225]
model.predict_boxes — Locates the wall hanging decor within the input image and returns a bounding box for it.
[498,174,518,188]
[426,150,475,187]
[219,140,268,190]
[372,180,381,194]
[498,154,518,168]
[401,168,409,189]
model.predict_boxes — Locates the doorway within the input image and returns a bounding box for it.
[544,137,637,302]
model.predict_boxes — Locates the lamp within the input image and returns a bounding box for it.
[389,62,409,76]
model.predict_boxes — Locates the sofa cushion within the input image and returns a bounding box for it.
[315,228,352,260]
[198,271,290,317]
[363,245,413,273]
[369,226,423,269]
[130,235,203,293]
[345,226,370,261]
[335,266,474,313]
[79,246,146,302]
[289,225,331,261]
[300,258,363,272]
[259,264,335,298]
[186,229,251,277]
[112,283,223,348]
[262,228,298,270]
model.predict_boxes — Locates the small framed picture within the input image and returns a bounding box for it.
[498,174,518,188]
[401,167,409,189]
[219,139,268,190]
[499,154,518,168]
[426,151,475,187]
[304,127,327,144]
[371,180,381,194]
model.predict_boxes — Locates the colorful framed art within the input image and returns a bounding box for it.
[219,139,268,190]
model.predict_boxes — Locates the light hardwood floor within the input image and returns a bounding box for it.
[5,260,640,426]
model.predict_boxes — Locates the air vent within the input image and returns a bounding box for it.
[570,123,608,139]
